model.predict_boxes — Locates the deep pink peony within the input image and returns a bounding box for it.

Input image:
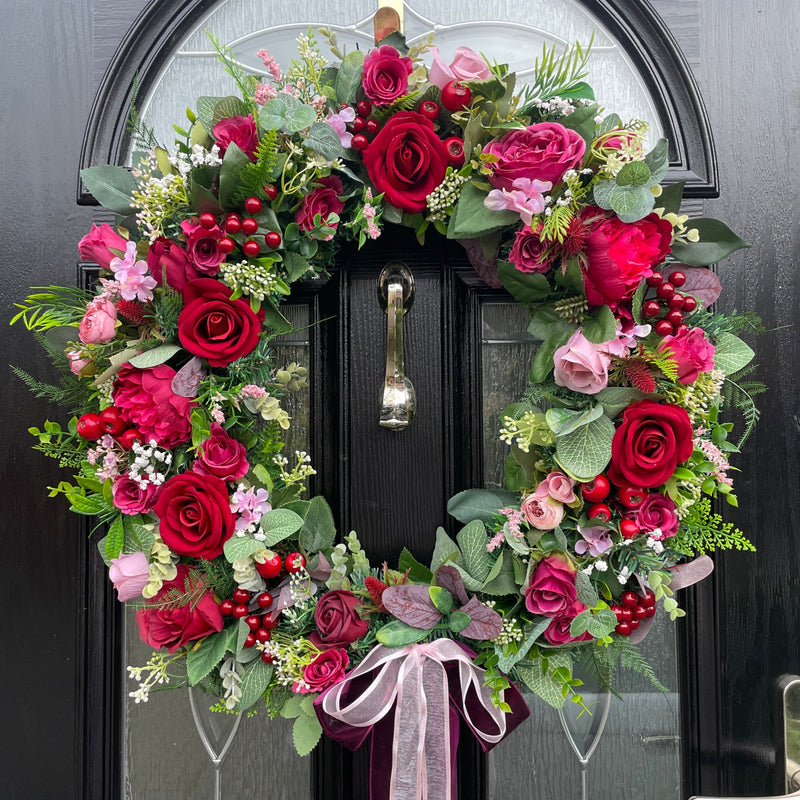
[525,554,579,616]
[362,45,413,105]
[180,219,225,275]
[553,329,612,394]
[79,298,117,344]
[109,551,151,602]
[659,327,716,384]
[78,223,128,269]
[295,176,344,238]
[212,115,258,160]
[135,564,224,652]
[508,225,552,273]
[296,648,350,693]
[113,364,195,449]
[112,473,160,514]
[483,122,586,191]
[428,45,490,89]
[635,493,680,539]
[147,237,200,293]
[579,207,673,310]
[193,423,249,481]
[542,602,593,645]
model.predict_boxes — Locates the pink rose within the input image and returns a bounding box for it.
[483,122,586,191]
[67,349,92,377]
[113,364,195,449]
[109,551,151,602]
[579,207,673,310]
[659,327,715,384]
[135,564,224,652]
[635,493,679,539]
[295,176,344,238]
[78,223,128,269]
[553,329,612,394]
[180,219,225,275]
[79,298,118,344]
[525,554,579,616]
[362,45,413,105]
[428,46,491,89]
[193,423,249,481]
[508,225,552,273]
[543,602,593,645]
[213,115,258,160]
[535,471,576,504]
[147,237,200,293]
[295,648,350,693]
[521,493,564,530]
[112,473,160,514]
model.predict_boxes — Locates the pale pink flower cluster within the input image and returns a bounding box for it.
[484,177,552,226]
[488,507,526,552]
[110,241,156,302]
[254,82,278,105]
[86,434,123,480]
[209,392,226,424]
[257,49,282,81]
[694,435,733,486]
[230,485,272,532]
[239,384,268,398]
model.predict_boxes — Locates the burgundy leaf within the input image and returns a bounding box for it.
[664,266,721,309]
[171,356,206,397]
[382,585,442,629]
[307,552,332,582]
[458,238,501,288]
[459,596,503,640]
[435,565,469,605]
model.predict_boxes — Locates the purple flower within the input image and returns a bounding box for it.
[327,106,356,148]
[575,524,613,557]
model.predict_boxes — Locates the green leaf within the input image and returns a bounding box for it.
[575,571,600,608]
[481,553,519,595]
[224,535,266,562]
[398,548,434,583]
[298,496,337,552]
[504,451,527,492]
[713,332,755,374]
[431,527,461,572]
[218,143,252,210]
[497,261,551,304]
[595,387,648,418]
[429,586,454,615]
[280,694,305,719]
[456,519,491,581]
[261,298,293,334]
[581,304,617,344]
[515,651,572,709]
[260,508,305,547]
[259,95,316,133]
[447,488,517,525]
[528,304,575,341]
[592,179,615,210]
[530,331,570,383]
[616,160,652,187]
[545,405,604,437]
[644,138,670,184]
[558,103,598,146]
[293,710,323,756]
[186,632,228,686]
[656,181,685,215]
[105,516,125,560]
[283,251,311,282]
[597,113,622,135]
[236,618,259,664]
[631,280,647,324]
[496,617,550,673]
[554,414,615,481]
[196,96,223,136]
[239,657,274,711]
[304,122,345,160]
[450,182,519,238]
[128,344,182,369]
[670,218,750,266]
[554,258,585,295]
[608,184,655,223]
[570,607,617,638]
[212,96,251,126]
[80,165,138,215]
[335,50,365,104]
[448,611,472,633]
[376,620,431,646]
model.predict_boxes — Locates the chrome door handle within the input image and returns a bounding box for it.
[377,262,416,430]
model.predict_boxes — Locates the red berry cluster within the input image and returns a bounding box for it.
[77,406,143,449]
[219,588,276,663]
[579,474,647,539]
[216,194,282,257]
[641,270,698,338]
[612,590,656,636]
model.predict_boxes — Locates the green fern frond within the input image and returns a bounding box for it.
[373,92,421,121]
[723,372,766,448]
[233,131,280,204]
[615,639,669,693]
[11,366,94,411]
[540,205,575,243]
[127,74,161,151]
[196,558,236,602]
[674,497,755,556]
[32,441,86,469]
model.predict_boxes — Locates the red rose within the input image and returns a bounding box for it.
[154,471,235,559]
[180,219,225,275]
[177,278,263,367]
[114,364,195,449]
[147,237,200,293]
[212,115,258,160]
[135,564,224,653]
[579,208,673,309]
[309,590,369,650]
[296,648,350,693]
[508,225,552,273]
[609,400,694,489]
[483,122,586,191]
[295,176,344,238]
[362,45,413,105]
[193,423,249,481]
[363,111,449,213]
[78,223,127,269]
[542,602,593,646]
[524,554,579,616]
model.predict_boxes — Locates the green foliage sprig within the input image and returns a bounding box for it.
[673,497,755,556]
[519,36,594,108]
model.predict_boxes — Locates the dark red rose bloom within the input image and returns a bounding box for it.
[295,176,344,238]
[296,648,350,693]
[362,45,413,105]
[579,207,673,309]
[212,115,258,160]
[177,278,263,367]
[147,237,200,292]
[113,364,195,449]
[193,423,249,481]
[609,400,694,489]
[309,590,370,650]
[135,564,224,653]
[508,225,552,273]
[154,471,235,560]
[363,111,449,213]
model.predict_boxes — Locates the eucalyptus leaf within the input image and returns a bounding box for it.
[223,534,266,563]
[608,183,655,223]
[239,658,274,711]
[592,179,615,210]
[260,508,305,547]
[616,160,652,187]
[670,218,750,266]
[456,519,491,581]
[545,404,604,437]
[128,344,181,369]
[713,332,755,374]
[80,165,138,215]
[447,488,517,525]
[554,414,615,481]
[304,122,345,160]
[376,620,431,646]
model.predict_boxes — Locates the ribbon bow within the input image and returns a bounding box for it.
[314,640,530,800]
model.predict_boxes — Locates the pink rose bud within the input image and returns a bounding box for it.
[521,493,565,530]
[78,223,128,269]
[109,551,151,602]
[534,471,577,504]
[428,45,491,89]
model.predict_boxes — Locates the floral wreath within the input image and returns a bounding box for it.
[14,25,761,792]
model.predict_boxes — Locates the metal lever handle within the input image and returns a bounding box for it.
[377,262,416,430]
